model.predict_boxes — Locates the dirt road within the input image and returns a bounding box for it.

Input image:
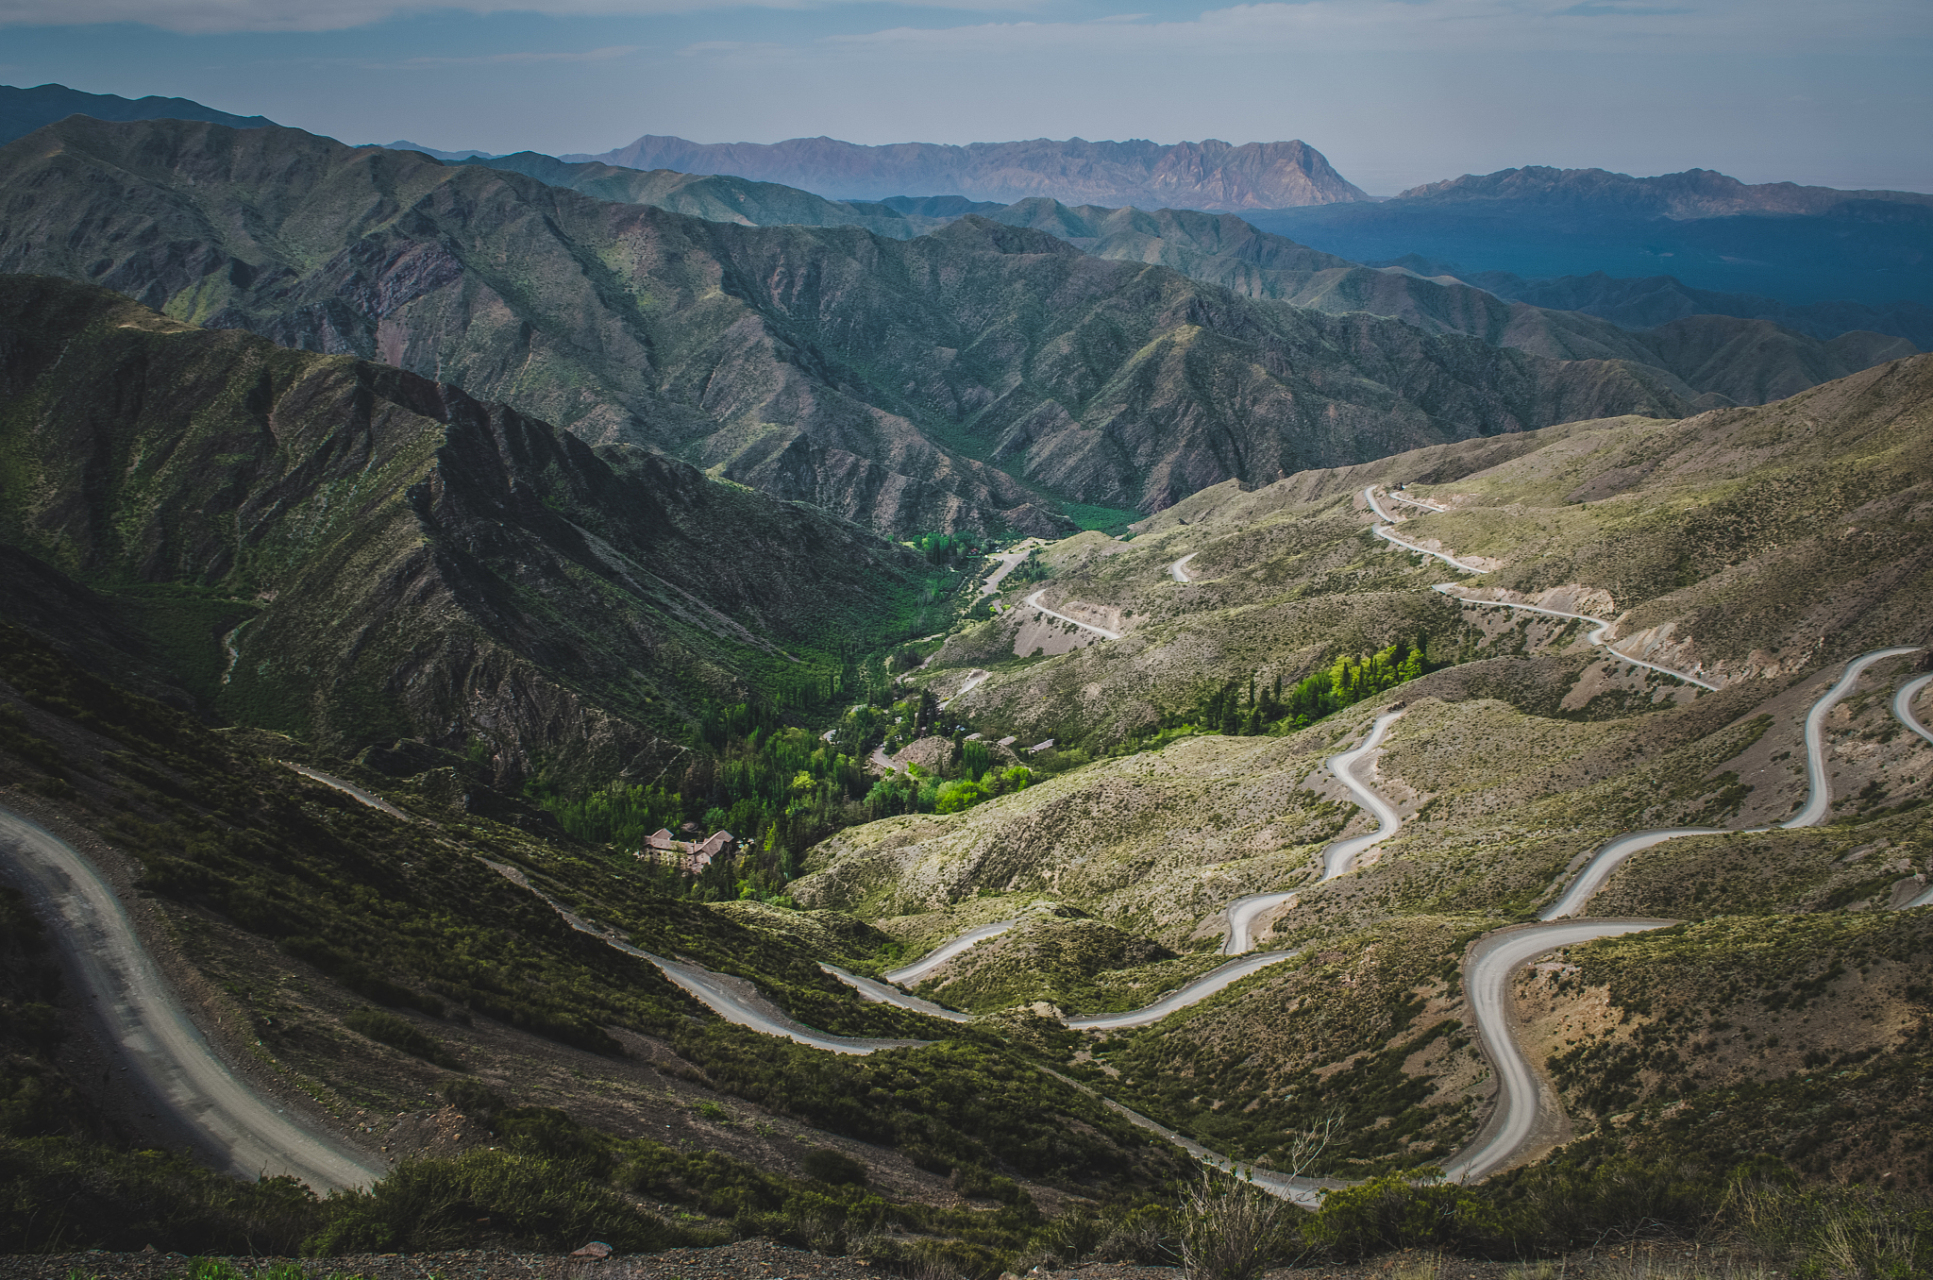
[1221,709,1406,955]
[1432,584,1719,691]
[1022,589,1120,641]
[0,805,382,1192]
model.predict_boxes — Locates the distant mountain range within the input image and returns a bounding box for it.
[559,134,1371,210]
[0,81,271,146]
[1256,166,1933,309]
[0,116,1715,536]
[455,150,1921,394]
[384,139,495,161]
[1398,165,1933,218]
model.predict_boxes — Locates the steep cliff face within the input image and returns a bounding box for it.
[571,134,1371,210]
[0,118,1699,531]
[0,275,926,773]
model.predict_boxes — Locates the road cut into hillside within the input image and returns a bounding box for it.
[0,805,383,1193]
[941,670,991,709]
[1022,589,1122,641]
[884,919,1018,985]
[1170,552,1199,582]
[1541,827,1726,920]
[1784,647,1925,828]
[1064,951,1300,1030]
[1364,486,1491,574]
[1432,584,1719,690]
[1442,918,1678,1184]
[820,964,973,1022]
[477,859,927,1055]
[1221,708,1407,955]
[1896,673,1933,746]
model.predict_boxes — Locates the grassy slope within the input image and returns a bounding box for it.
[790,356,1933,1183]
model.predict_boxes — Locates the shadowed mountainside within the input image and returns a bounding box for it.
[1461,268,1933,350]
[0,81,273,147]
[1253,167,1933,310]
[0,274,928,775]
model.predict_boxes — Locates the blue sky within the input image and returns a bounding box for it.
[1,0,1928,194]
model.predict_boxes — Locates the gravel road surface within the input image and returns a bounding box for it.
[0,805,382,1192]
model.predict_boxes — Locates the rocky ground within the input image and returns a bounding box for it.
[0,1238,1734,1280]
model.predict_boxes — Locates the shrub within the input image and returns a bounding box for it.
[800,1148,868,1186]
[438,1077,505,1120]
[342,1008,463,1070]
[1306,1170,1505,1259]
[1177,1171,1298,1280]
[304,1149,701,1255]
[0,1136,323,1254]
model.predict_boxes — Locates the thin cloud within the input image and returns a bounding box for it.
[0,0,1037,32]
[805,0,1932,57]
[369,44,641,67]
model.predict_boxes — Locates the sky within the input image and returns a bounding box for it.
[1,0,1929,195]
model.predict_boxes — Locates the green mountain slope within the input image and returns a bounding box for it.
[454,151,952,240]
[0,615,1183,1257]
[0,274,927,774]
[0,117,1701,532]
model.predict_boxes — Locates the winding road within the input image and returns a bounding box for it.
[1431,584,1720,691]
[0,805,383,1192]
[1022,589,1121,641]
[1540,828,1724,920]
[1896,673,1933,747]
[884,919,1018,986]
[1365,486,1491,575]
[1385,491,1449,514]
[477,858,926,1056]
[1784,648,1924,828]
[820,964,973,1023]
[1222,709,1407,955]
[1064,952,1299,1030]
[942,670,991,709]
[1170,552,1199,583]
[979,540,1043,598]
[1441,918,1675,1183]
[20,488,1928,1207]
[828,646,1932,1191]
[287,763,411,820]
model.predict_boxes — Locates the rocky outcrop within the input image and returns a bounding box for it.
[569,134,1371,210]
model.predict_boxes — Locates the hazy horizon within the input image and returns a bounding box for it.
[2,0,1929,196]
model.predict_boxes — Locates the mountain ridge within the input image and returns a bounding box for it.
[562,133,1371,210]
[0,116,1706,533]
[1397,164,1933,218]
[439,151,1920,405]
[0,81,273,147]
[0,272,929,775]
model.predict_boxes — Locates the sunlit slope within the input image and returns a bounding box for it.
[790,356,1933,1180]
